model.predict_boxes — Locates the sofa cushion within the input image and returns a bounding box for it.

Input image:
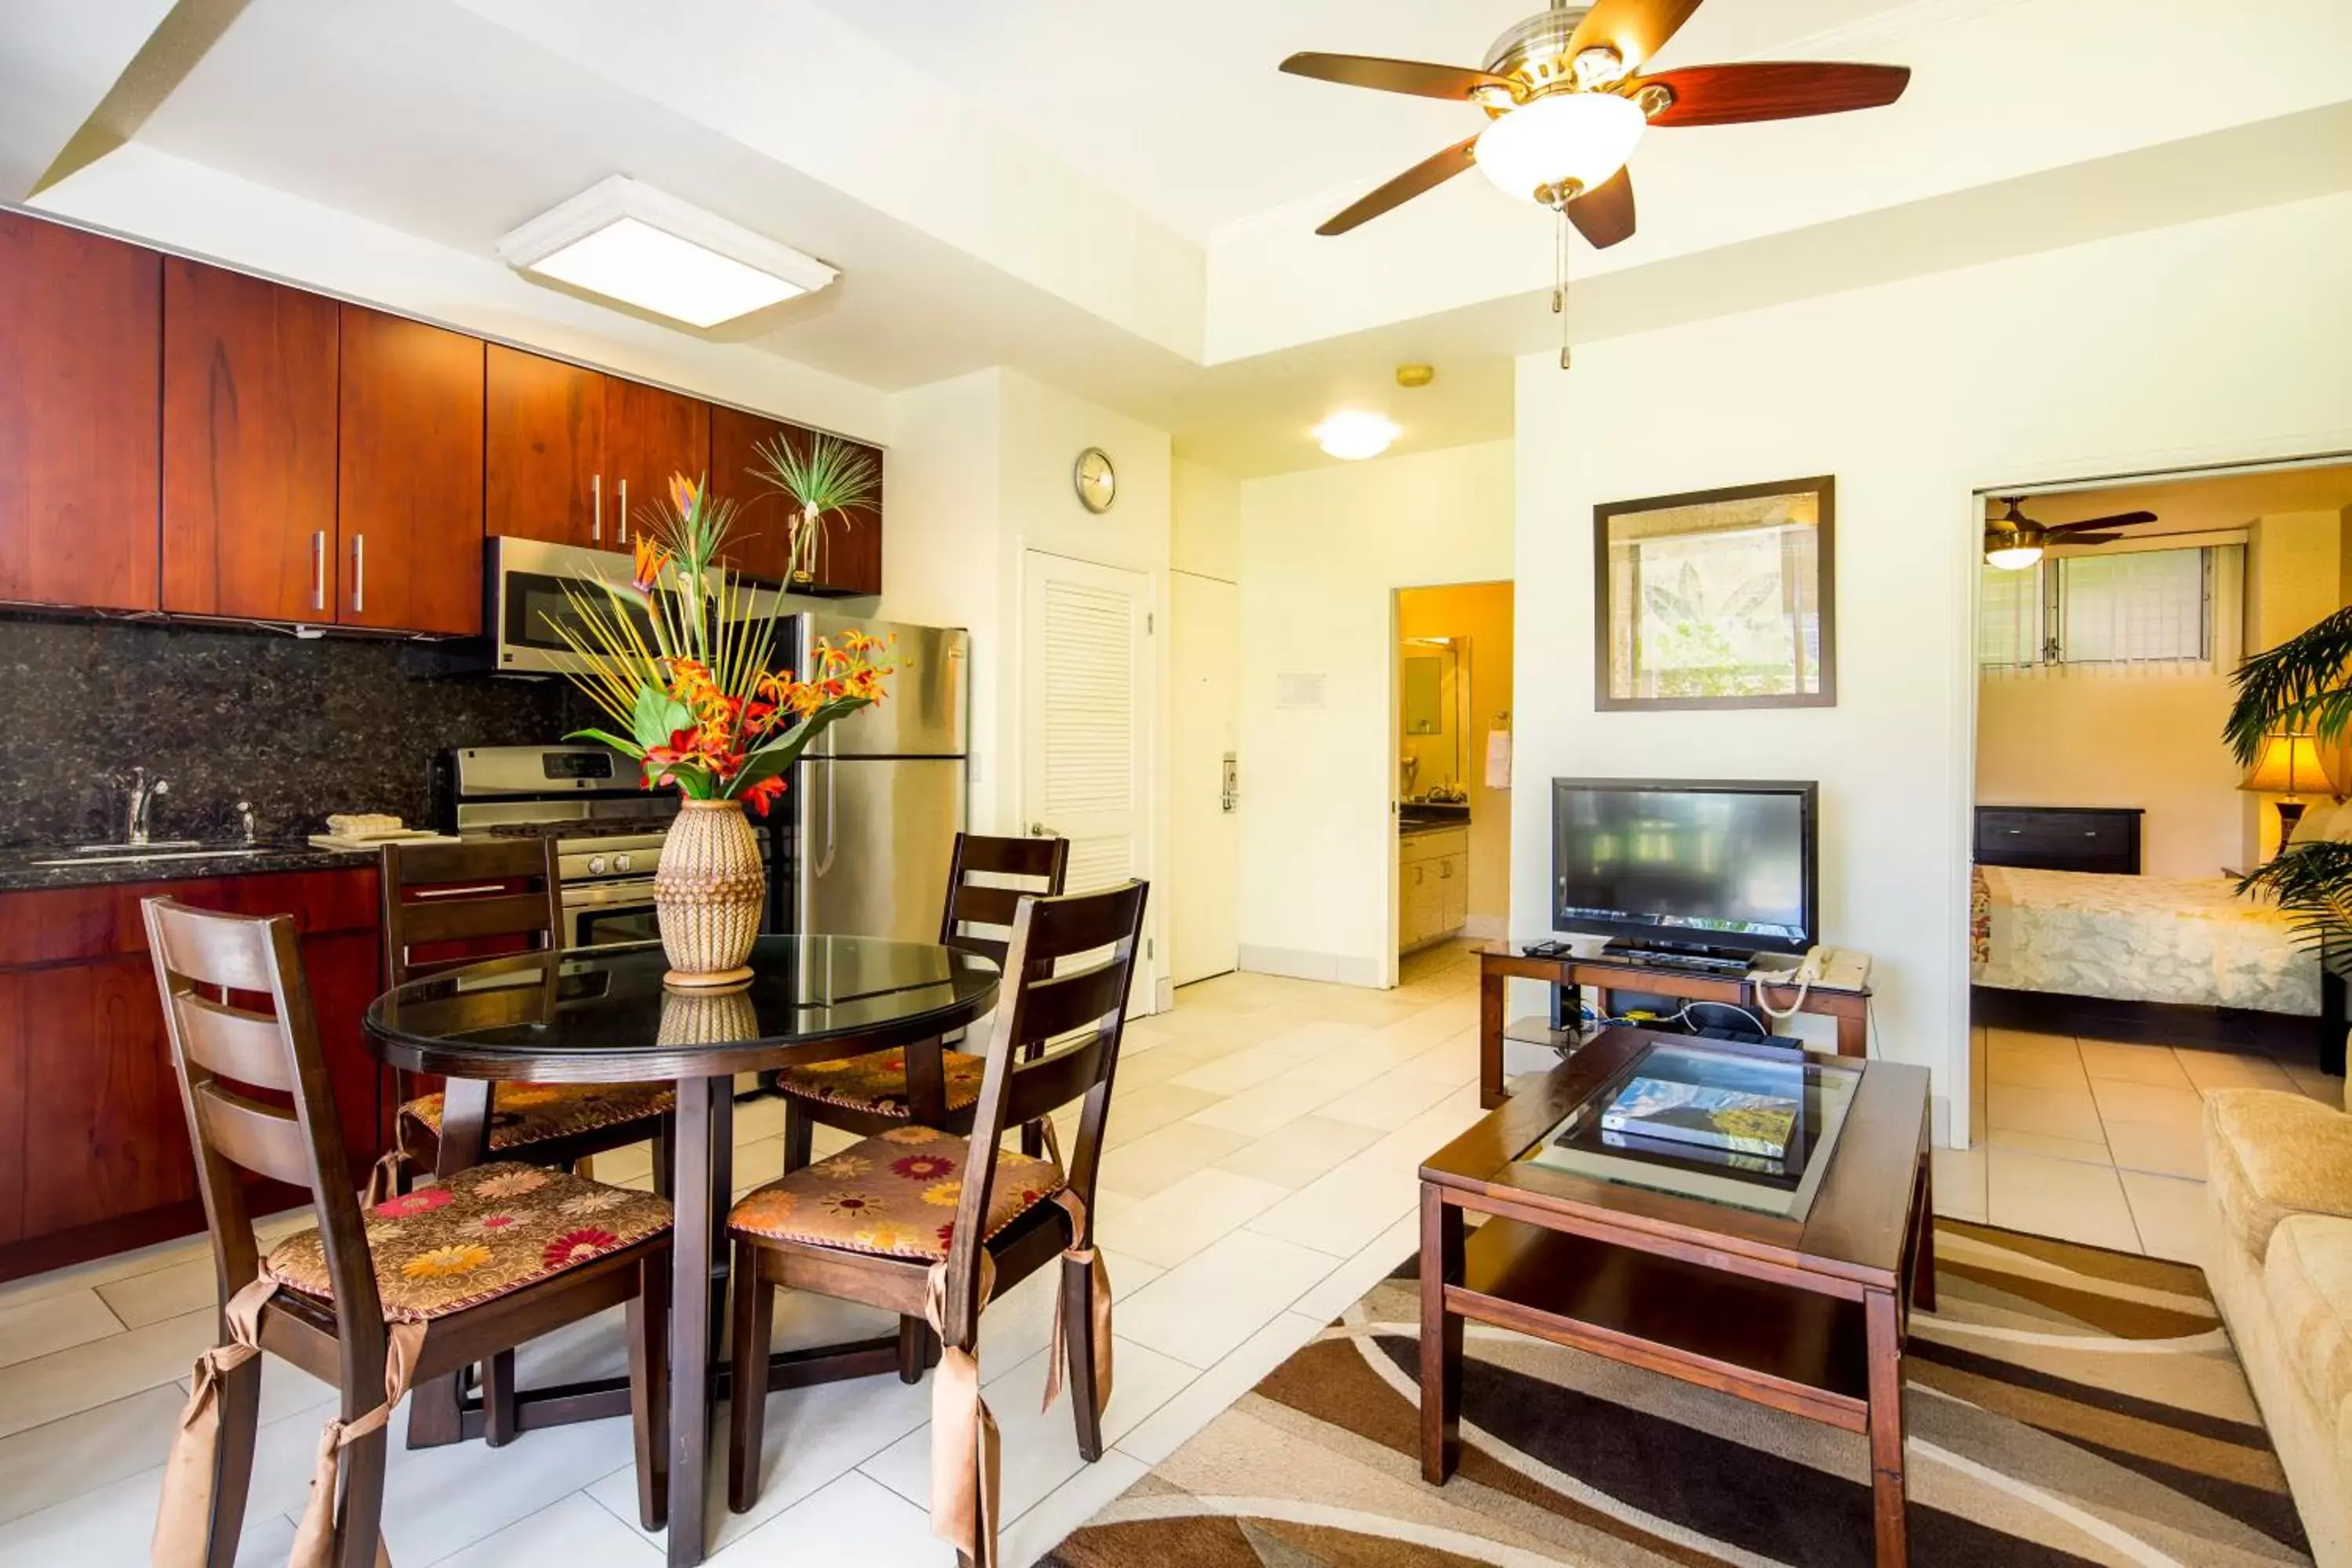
[2205,1089,2352,1258]
[2265,1214,2352,1419]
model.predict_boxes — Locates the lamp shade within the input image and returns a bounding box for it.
[2240,733,2328,797]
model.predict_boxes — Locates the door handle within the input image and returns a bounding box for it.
[592,473,602,543]
[350,534,365,614]
[617,478,628,545]
[310,531,326,612]
[814,760,838,877]
[1029,822,1058,838]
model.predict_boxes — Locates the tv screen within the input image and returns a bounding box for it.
[1551,779,1817,956]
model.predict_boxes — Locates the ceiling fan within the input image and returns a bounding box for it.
[1983,497,2161,571]
[1279,0,1913,247]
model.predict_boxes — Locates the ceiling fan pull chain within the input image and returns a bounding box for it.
[1555,204,1572,371]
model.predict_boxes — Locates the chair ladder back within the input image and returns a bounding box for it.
[143,897,390,1354]
[938,880,1149,1344]
[939,833,1071,969]
[381,835,564,989]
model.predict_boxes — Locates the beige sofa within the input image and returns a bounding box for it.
[2205,1085,2352,1567]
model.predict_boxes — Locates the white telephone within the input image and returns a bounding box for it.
[1752,946,1870,1018]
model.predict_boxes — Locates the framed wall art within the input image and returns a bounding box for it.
[1595,474,1836,711]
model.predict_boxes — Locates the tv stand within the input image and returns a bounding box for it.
[1476,942,1871,1108]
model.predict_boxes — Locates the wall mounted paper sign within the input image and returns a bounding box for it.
[1595,475,1837,711]
[1276,673,1327,709]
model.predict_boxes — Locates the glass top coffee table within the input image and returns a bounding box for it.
[1417,1027,1934,1566]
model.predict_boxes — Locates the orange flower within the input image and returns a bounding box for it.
[630,535,669,594]
[667,474,700,518]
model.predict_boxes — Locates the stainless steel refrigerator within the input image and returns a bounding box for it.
[768,613,969,942]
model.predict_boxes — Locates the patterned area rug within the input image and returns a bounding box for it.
[1046,1219,2310,1567]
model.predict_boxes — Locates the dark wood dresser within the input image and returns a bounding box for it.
[1973,804,2143,875]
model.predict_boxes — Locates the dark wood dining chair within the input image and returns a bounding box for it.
[771,832,1071,1167]
[383,837,673,1180]
[727,879,1149,1568]
[141,896,673,1568]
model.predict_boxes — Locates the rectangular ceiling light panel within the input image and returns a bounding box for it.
[497,176,837,329]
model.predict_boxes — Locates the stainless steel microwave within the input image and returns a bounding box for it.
[485,536,695,676]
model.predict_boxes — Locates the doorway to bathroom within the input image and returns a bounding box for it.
[1395,582,1514,958]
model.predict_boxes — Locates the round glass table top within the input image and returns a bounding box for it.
[365,935,1003,1080]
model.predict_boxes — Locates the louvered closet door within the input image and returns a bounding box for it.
[1022,550,1155,1004]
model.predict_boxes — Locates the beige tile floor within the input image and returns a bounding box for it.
[0,944,1493,1567]
[1935,1024,2347,1265]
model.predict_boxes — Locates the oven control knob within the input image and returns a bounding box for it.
[614,852,633,872]
[586,855,608,875]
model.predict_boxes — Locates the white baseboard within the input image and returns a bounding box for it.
[1239,944,1386,989]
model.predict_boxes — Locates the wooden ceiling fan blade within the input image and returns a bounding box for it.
[2054,533,2125,546]
[2049,510,2158,534]
[1633,62,1911,127]
[1566,167,1636,249]
[1566,0,1708,75]
[1316,137,1480,236]
[1279,52,1508,101]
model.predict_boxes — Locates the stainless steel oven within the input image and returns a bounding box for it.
[561,876,662,948]
[485,536,702,676]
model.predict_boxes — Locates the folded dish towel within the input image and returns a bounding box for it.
[325,813,406,839]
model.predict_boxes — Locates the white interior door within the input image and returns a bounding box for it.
[1171,571,1238,985]
[1022,550,1156,1004]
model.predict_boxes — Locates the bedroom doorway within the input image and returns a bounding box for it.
[1965,458,2352,1254]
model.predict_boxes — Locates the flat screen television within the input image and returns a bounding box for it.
[1551,779,1817,958]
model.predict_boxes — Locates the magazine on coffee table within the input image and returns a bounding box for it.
[1599,1075,1799,1158]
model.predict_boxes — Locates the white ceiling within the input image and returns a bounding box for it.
[7,0,2352,476]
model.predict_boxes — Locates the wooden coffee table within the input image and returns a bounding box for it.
[1417,1027,1933,1566]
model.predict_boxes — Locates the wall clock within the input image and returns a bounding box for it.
[1073,447,1117,514]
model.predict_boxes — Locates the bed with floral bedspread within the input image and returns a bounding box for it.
[1971,863,2320,1017]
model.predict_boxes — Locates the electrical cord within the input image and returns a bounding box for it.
[1752,967,1813,1022]
[1573,998,1774,1038]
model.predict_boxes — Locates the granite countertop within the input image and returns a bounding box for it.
[1399,817,1472,838]
[0,841,382,892]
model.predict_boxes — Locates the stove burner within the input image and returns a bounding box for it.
[487,816,673,842]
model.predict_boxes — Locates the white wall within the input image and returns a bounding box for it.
[1173,459,1240,583]
[1512,191,2352,1143]
[1236,441,1515,985]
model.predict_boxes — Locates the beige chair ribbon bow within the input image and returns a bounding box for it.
[287,1316,426,1568]
[1040,1189,1113,1418]
[154,1275,279,1568]
[923,1250,1000,1568]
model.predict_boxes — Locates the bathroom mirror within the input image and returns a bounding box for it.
[1399,637,1471,798]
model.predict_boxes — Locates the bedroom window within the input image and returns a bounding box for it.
[1978,544,2240,669]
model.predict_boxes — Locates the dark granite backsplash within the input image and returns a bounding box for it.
[0,615,597,844]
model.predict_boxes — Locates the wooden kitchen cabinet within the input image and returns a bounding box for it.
[1398,826,1470,953]
[485,344,607,550]
[0,867,388,1283]
[162,259,341,620]
[0,212,162,612]
[706,405,882,594]
[338,305,485,634]
[604,377,707,547]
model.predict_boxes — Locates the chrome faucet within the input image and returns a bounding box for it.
[126,768,169,846]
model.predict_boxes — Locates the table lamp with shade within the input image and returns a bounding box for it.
[2241,732,2329,853]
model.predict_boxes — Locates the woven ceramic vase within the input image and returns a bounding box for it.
[655,797,764,988]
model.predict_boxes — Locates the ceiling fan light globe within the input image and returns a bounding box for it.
[1474,91,1647,205]
[1985,544,2043,571]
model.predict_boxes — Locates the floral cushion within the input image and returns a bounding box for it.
[728,1125,1063,1262]
[401,1082,673,1152]
[769,1048,985,1120]
[263,1163,672,1323]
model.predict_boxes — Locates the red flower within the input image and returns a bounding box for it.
[891,1154,954,1181]
[372,1186,454,1219]
[543,1227,619,1269]
[739,774,787,817]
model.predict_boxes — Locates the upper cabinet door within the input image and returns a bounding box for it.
[604,379,707,549]
[162,260,339,621]
[337,306,485,634]
[0,213,162,612]
[706,405,792,583]
[485,345,606,550]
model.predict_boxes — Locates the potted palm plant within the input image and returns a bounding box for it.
[2227,605,2352,946]
[750,430,881,590]
[558,474,891,986]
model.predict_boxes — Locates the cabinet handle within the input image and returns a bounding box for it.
[351,534,365,614]
[310,531,326,612]
[617,478,627,545]
[592,473,602,543]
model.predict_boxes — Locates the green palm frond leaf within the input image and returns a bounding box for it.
[750,431,880,517]
[2227,604,2352,766]
[2238,840,2352,953]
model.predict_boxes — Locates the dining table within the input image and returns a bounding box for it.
[365,933,1003,1566]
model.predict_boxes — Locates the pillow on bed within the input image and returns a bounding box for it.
[2291,802,2352,845]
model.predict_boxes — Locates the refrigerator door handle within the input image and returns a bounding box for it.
[815,757,839,877]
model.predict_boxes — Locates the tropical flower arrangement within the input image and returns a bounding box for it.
[555,473,892,815]
[752,430,882,587]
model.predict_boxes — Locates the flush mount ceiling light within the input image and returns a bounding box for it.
[1315,411,1400,460]
[496,176,838,329]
